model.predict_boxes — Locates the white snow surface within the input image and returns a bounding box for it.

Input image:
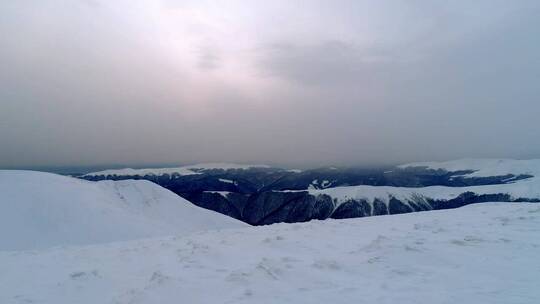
[0,170,245,251]
[308,179,333,190]
[309,158,540,208]
[399,158,540,178]
[84,163,270,177]
[1,203,539,303]
[311,176,540,206]
[204,191,232,198]
[219,178,236,184]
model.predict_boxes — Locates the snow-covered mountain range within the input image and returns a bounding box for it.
[81,159,540,224]
[0,170,245,251]
[83,163,271,178]
[1,160,540,303]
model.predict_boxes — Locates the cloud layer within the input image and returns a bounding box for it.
[1,0,540,168]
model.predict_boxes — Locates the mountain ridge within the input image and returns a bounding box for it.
[80,158,540,225]
[0,170,246,251]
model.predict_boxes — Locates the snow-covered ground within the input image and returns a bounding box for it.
[2,162,540,303]
[0,171,245,251]
[219,178,237,185]
[1,203,539,304]
[309,177,540,207]
[310,158,540,207]
[399,158,540,178]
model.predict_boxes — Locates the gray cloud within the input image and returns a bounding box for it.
[1,0,540,169]
[196,44,221,71]
[257,40,394,86]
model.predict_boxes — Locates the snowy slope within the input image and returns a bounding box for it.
[309,158,540,209]
[399,158,540,178]
[1,203,539,304]
[0,170,246,251]
[310,177,540,206]
[84,163,270,177]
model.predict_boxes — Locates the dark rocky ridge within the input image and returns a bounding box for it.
[81,166,537,225]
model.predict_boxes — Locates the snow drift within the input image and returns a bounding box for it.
[0,170,246,251]
[1,203,538,303]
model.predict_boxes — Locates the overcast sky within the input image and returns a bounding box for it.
[1,0,540,169]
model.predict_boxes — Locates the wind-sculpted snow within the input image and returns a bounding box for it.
[0,171,246,251]
[1,203,539,303]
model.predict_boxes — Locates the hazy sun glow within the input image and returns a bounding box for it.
[1,0,540,168]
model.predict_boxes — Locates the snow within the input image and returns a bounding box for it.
[309,176,540,208]
[308,179,333,190]
[204,191,232,198]
[0,170,246,251]
[320,180,331,188]
[184,163,270,170]
[84,163,270,177]
[399,158,540,178]
[1,203,539,303]
[3,160,540,303]
[82,167,201,177]
[307,158,540,210]
[219,178,237,185]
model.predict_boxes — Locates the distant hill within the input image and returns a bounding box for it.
[0,170,245,251]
